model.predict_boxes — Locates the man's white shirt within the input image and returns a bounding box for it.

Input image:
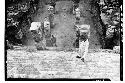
[30,22,41,30]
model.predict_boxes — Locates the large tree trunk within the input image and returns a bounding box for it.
[77,0,103,49]
[88,0,105,49]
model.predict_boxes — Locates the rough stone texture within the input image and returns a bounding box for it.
[52,13,76,50]
[7,48,120,80]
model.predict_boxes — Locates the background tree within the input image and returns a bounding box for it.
[98,0,122,49]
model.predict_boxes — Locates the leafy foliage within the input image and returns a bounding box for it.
[98,0,122,48]
[6,0,38,45]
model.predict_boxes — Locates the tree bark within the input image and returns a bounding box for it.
[78,0,104,49]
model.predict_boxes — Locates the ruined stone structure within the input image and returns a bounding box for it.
[30,0,101,50]
[11,0,103,51]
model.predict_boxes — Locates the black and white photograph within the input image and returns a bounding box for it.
[4,0,123,81]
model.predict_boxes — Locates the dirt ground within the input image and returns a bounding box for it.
[7,48,120,81]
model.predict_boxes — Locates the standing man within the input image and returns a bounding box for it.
[47,5,54,14]
[51,35,57,47]
[76,24,90,62]
[29,0,35,13]
[44,17,51,37]
[30,22,42,42]
[75,7,80,21]
[30,22,47,50]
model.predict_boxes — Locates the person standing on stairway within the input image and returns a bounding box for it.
[76,25,90,62]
